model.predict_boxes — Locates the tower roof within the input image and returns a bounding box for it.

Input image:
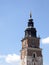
[28,12,34,28]
[24,13,37,37]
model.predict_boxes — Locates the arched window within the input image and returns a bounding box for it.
[32,52,37,58]
[33,53,35,58]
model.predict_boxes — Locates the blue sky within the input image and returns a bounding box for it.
[0,0,49,65]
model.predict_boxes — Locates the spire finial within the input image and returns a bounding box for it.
[30,12,32,18]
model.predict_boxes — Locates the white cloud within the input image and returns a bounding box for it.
[5,54,20,63]
[0,54,20,64]
[41,37,49,44]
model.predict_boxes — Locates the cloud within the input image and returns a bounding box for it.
[0,54,20,64]
[41,37,49,44]
[5,54,20,63]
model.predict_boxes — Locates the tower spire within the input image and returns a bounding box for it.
[30,12,32,18]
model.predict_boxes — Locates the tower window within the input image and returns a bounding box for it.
[33,54,35,58]
[32,52,36,58]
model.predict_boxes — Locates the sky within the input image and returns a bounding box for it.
[0,0,49,65]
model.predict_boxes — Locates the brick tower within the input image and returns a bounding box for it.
[21,13,43,65]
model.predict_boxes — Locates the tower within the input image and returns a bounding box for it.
[21,13,43,65]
